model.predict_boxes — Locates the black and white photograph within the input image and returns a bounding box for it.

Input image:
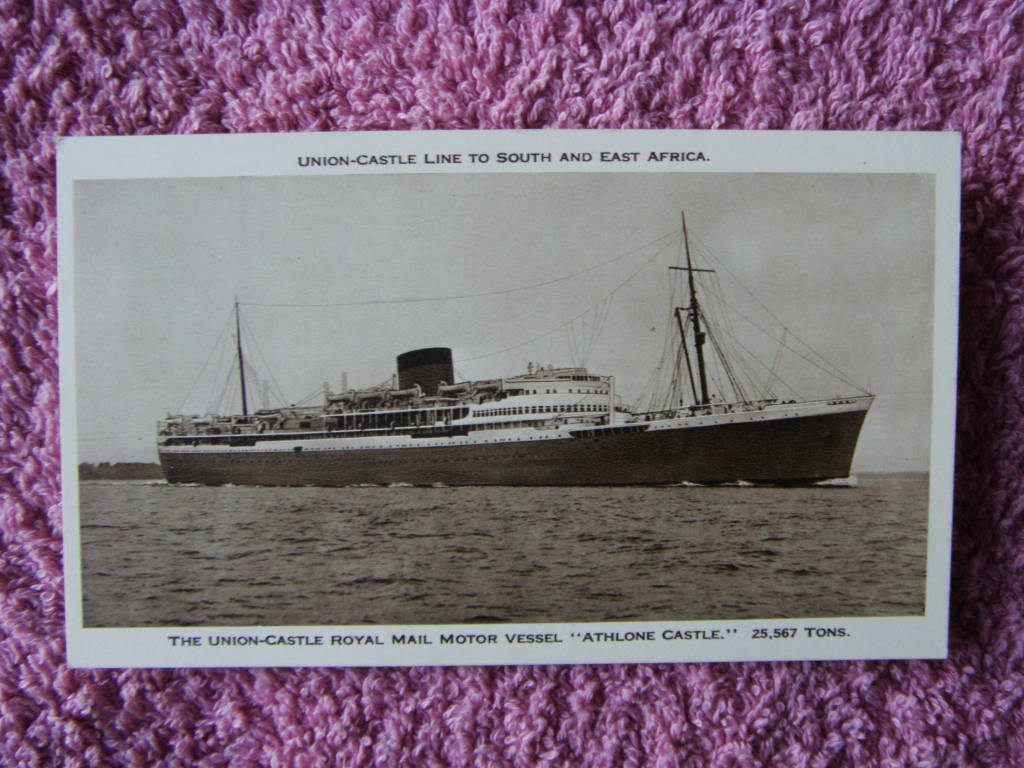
[59,130,958,667]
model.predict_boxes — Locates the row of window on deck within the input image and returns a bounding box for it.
[475,404,606,417]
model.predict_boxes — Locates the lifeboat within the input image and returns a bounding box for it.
[388,385,423,399]
[437,382,471,396]
[355,389,386,403]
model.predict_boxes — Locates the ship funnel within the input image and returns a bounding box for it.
[396,347,453,396]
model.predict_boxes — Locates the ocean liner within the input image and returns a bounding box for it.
[157,215,873,486]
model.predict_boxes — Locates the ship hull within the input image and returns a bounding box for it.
[158,406,869,487]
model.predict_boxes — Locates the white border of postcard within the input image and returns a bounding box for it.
[59,129,959,668]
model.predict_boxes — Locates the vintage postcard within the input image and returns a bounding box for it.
[58,129,959,668]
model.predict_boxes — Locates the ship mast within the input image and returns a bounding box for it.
[234,298,249,416]
[669,211,714,406]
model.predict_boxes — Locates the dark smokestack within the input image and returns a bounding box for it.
[396,347,453,396]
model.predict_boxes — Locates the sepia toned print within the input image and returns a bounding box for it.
[59,130,957,667]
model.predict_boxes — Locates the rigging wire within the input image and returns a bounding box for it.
[212,364,237,416]
[702,269,753,390]
[585,297,614,364]
[698,280,798,401]
[676,310,699,405]
[663,269,688,409]
[713,286,861,395]
[242,361,266,408]
[697,279,760,400]
[239,315,290,407]
[707,366,727,403]
[762,329,787,400]
[657,334,683,411]
[685,240,866,395]
[636,308,678,412]
[640,267,687,411]
[210,325,243,414]
[565,295,615,369]
[721,328,805,401]
[292,385,327,406]
[565,322,581,369]
[668,344,686,410]
[701,275,770,398]
[701,309,748,402]
[176,310,233,414]
[694,267,760,401]
[688,230,868,393]
[239,230,677,309]
[455,238,674,364]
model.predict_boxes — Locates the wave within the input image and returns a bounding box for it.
[815,476,859,488]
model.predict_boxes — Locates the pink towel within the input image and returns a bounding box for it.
[2,0,1022,764]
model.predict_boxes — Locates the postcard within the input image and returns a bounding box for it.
[58,129,959,667]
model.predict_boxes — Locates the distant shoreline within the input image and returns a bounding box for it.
[79,462,164,481]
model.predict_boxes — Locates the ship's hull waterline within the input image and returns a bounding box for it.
[158,406,869,487]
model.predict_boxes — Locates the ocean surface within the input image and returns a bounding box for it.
[79,475,929,628]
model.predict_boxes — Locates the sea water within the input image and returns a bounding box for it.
[79,475,928,628]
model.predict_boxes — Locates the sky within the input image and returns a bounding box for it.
[71,171,936,471]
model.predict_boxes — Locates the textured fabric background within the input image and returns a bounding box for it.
[1,0,1022,765]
